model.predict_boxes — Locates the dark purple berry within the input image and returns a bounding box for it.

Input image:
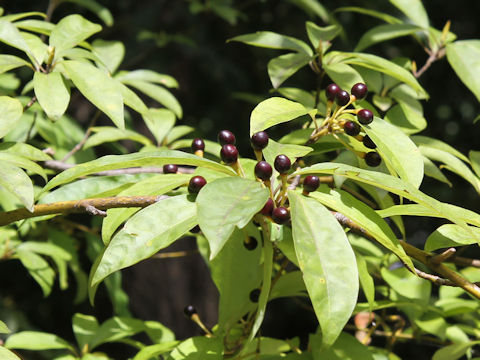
[163,164,178,174]
[191,138,205,152]
[274,155,291,174]
[272,207,290,224]
[326,83,341,102]
[218,130,236,145]
[351,83,368,100]
[251,131,269,150]
[363,135,377,149]
[343,121,361,136]
[220,144,239,164]
[260,198,274,216]
[249,288,261,303]
[184,305,197,317]
[365,152,382,167]
[336,90,350,106]
[243,236,258,251]
[303,175,320,193]
[188,176,207,194]
[357,109,374,125]
[255,161,272,181]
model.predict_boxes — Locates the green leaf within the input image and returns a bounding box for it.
[389,0,429,27]
[270,271,307,300]
[101,174,191,245]
[0,54,29,74]
[49,14,101,55]
[356,253,375,310]
[0,320,10,333]
[228,31,313,55]
[382,266,431,301]
[89,317,145,350]
[432,341,480,360]
[324,63,364,91]
[306,22,341,48]
[165,125,194,144]
[122,80,182,118]
[40,174,151,203]
[363,117,424,188]
[417,145,480,193]
[197,177,269,259]
[355,24,423,51]
[92,39,124,73]
[14,19,54,36]
[210,228,262,331]
[0,347,21,360]
[116,69,178,88]
[275,88,315,108]
[425,224,480,251]
[166,336,223,360]
[43,149,235,192]
[116,80,148,114]
[91,195,197,287]
[249,239,274,341]
[412,135,470,163]
[33,72,70,120]
[250,97,309,135]
[446,41,480,103]
[328,51,427,97]
[143,108,176,145]
[59,0,113,26]
[133,342,180,360]
[72,313,99,351]
[293,163,469,231]
[0,152,47,180]
[63,60,124,129]
[310,186,414,271]
[5,331,72,350]
[0,96,23,139]
[288,0,329,22]
[267,52,312,89]
[335,7,401,24]
[0,19,31,54]
[422,156,451,186]
[21,31,47,66]
[16,249,55,296]
[312,332,374,360]
[0,161,34,211]
[84,126,152,149]
[471,150,480,177]
[384,102,426,135]
[289,191,358,347]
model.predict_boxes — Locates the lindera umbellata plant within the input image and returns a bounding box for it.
[2,0,480,359]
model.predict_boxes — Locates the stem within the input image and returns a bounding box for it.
[61,111,100,162]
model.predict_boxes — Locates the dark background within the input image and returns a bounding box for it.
[2,0,480,358]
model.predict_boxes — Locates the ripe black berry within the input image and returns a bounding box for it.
[365,152,382,167]
[274,155,291,174]
[220,144,239,164]
[251,131,269,150]
[351,83,368,100]
[343,121,361,136]
[363,135,377,149]
[326,83,341,102]
[255,161,272,181]
[336,90,350,106]
[188,176,207,194]
[303,175,320,193]
[163,164,178,174]
[357,109,373,125]
[218,130,236,145]
[260,198,274,216]
[243,236,258,251]
[191,138,205,152]
[249,288,261,303]
[272,207,290,224]
[184,305,197,317]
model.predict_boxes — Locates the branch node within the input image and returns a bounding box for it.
[429,248,456,265]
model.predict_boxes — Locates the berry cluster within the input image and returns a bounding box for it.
[320,83,382,167]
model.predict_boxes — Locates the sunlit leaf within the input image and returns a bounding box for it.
[228,31,313,55]
[5,331,72,351]
[33,71,70,120]
[355,24,423,51]
[425,224,480,251]
[50,14,101,55]
[0,96,23,139]
[268,52,312,89]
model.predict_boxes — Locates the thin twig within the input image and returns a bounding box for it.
[413,48,446,78]
[0,195,169,226]
[430,248,456,265]
[61,111,100,162]
[152,249,199,259]
[43,160,195,175]
[448,255,480,268]
[23,96,37,111]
